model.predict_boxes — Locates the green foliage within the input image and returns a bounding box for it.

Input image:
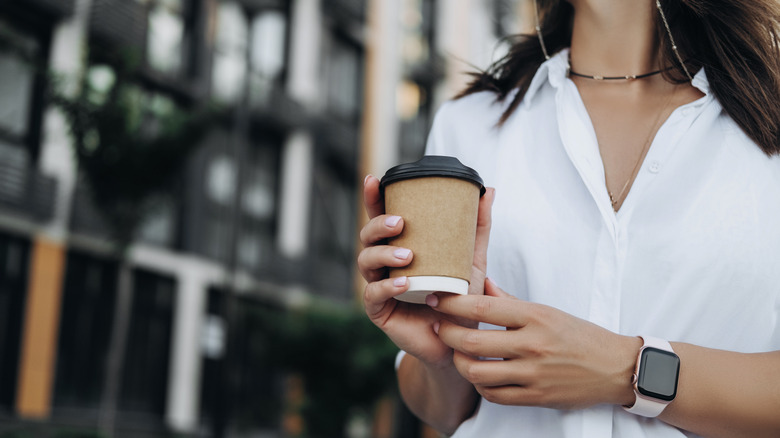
[52,60,217,246]
[248,301,399,437]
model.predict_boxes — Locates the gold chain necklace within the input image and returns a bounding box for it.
[606,85,678,211]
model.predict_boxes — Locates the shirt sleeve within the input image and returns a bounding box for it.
[394,350,407,371]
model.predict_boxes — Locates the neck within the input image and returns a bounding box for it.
[568,0,661,76]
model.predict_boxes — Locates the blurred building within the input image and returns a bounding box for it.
[0,0,527,436]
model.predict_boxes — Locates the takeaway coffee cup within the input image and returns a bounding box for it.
[380,155,485,304]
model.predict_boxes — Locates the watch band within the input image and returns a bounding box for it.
[623,336,676,418]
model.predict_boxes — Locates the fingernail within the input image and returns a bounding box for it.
[487,277,497,287]
[364,174,373,186]
[385,215,402,227]
[393,276,407,287]
[394,248,411,259]
[425,294,439,307]
[433,321,440,334]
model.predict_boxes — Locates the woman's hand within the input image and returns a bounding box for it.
[428,279,642,409]
[358,174,495,368]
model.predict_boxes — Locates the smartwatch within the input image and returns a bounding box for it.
[623,336,680,418]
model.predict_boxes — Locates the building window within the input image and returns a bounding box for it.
[212,1,290,106]
[400,0,433,67]
[211,1,249,104]
[0,232,30,412]
[248,7,288,105]
[199,289,283,434]
[54,252,119,414]
[311,165,355,300]
[198,130,280,271]
[139,0,196,78]
[136,199,178,248]
[0,19,41,150]
[118,269,175,422]
[237,144,278,271]
[326,35,362,122]
[397,0,437,162]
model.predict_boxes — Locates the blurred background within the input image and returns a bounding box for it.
[0,0,533,436]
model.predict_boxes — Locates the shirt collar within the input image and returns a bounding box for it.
[522,47,712,108]
[522,48,570,109]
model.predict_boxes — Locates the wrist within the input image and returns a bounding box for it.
[623,336,681,417]
[614,335,644,407]
[420,352,461,378]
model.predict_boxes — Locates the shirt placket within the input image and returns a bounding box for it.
[556,74,627,438]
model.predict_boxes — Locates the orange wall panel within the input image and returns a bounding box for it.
[15,237,66,418]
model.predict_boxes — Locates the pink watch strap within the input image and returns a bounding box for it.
[623,336,675,418]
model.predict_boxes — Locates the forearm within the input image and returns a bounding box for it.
[659,344,780,438]
[397,352,479,435]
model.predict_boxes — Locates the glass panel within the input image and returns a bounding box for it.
[232,298,283,431]
[0,233,29,412]
[241,174,274,220]
[400,0,429,65]
[118,269,175,419]
[0,27,35,138]
[199,290,283,432]
[250,11,286,79]
[137,200,176,247]
[248,10,287,104]
[206,154,237,206]
[53,252,119,412]
[212,2,249,104]
[237,144,277,270]
[237,232,262,269]
[241,146,276,220]
[326,38,361,119]
[147,0,185,75]
[311,168,355,299]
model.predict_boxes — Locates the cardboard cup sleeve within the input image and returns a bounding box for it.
[380,156,484,304]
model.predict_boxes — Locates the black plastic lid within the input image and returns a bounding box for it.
[380,155,486,196]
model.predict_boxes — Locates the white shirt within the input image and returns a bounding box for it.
[419,49,780,438]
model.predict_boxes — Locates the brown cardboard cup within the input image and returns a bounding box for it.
[380,156,485,304]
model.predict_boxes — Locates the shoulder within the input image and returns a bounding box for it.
[425,91,509,158]
[707,109,780,189]
[435,91,508,128]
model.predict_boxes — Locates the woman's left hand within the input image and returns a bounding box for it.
[427,279,642,410]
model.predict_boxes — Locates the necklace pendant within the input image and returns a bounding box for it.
[593,75,604,81]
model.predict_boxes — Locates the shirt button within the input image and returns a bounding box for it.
[681,107,692,117]
[648,160,662,173]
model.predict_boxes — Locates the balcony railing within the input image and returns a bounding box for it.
[312,113,359,169]
[89,0,147,53]
[248,79,306,132]
[0,147,56,223]
[324,0,365,22]
[31,0,76,17]
[4,0,77,18]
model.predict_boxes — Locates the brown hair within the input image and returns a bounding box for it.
[458,0,780,155]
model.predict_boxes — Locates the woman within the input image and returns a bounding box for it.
[358,0,780,436]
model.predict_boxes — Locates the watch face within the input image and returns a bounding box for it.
[637,347,680,401]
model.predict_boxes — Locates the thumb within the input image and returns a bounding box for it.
[484,277,514,299]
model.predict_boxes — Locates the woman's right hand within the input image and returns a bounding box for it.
[359,174,495,368]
